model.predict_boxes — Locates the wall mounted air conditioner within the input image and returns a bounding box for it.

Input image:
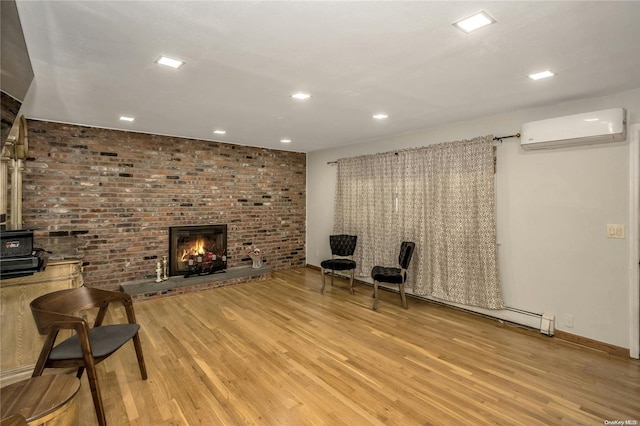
[521,108,626,150]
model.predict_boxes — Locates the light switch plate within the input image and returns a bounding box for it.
[606,224,625,239]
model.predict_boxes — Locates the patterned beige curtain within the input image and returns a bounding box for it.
[333,135,503,309]
[334,152,401,279]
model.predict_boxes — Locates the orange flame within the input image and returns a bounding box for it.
[180,238,206,261]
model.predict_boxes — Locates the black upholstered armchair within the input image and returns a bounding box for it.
[320,235,357,294]
[371,241,415,310]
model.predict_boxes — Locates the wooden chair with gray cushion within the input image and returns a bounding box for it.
[320,234,357,294]
[371,241,415,310]
[30,287,147,426]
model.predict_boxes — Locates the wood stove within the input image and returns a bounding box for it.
[169,225,227,277]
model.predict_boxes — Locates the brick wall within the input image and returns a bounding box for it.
[21,120,306,290]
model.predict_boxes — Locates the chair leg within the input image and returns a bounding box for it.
[349,269,354,295]
[320,267,326,293]
[86,363,107,426]
[76,367,85,379]
[132,334,148,380]
[399,283,408,309]
[31,332,57,377]
[31,352,49,378]
[330,271,334,286]
[372,280,379,310]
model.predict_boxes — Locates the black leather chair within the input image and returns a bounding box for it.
[320,235,357,294]
[371,241,415,310]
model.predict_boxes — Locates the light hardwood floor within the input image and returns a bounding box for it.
[73,268,639,425]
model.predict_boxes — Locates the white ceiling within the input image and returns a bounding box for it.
[14,1,640,153]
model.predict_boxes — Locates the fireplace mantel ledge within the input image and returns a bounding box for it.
[119,265,272,301]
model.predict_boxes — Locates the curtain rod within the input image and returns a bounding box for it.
[326,133,521,165]
[493,133,521,142]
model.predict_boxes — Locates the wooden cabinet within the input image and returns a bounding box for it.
[0,259,83,386]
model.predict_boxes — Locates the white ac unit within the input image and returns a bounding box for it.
[521,108,626,150]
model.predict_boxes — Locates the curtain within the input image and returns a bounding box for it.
[333,135,503,309]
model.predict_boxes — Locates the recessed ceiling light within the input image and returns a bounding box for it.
[291,93,311,100]
[529,70,555,80]
[213,130,226,135]
[372,113,389,120]
[280,139,292,143]
[156,56,185,69]
[453,11,496,33]
[119,116,135,122]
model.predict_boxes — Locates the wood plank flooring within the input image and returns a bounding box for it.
[73,268,639,425]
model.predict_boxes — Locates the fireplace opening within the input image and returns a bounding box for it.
[169,225,227,277]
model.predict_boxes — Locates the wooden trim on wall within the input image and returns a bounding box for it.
[553,329,629,358]
[628,123,640,359]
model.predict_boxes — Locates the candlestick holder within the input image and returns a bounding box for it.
[162,255,169,280]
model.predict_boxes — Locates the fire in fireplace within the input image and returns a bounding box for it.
[169,225,227,277]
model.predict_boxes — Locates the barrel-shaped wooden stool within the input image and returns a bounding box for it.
[0,375,80,426]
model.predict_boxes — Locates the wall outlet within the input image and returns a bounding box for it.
[564,314,574,328]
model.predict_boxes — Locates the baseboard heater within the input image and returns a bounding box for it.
[504,307,554,336]
[330,272,554,335]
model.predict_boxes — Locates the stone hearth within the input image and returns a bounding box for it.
[120,265,272,301]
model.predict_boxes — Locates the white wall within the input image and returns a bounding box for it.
[307,87,640,349]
